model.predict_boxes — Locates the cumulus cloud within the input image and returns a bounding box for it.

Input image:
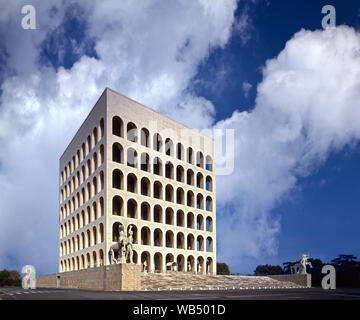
[242,81,252,97]
[216,26,360,271]
[0,0,237,273]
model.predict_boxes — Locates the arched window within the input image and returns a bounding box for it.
[206,196,213,211]
[112,116,123,137]
[127,148,138,168]
[197,214,204,230]
[206,176,213,191]
[205,155,213,171]
[176,210,184,227]
[141,227,150,245]
[187,191,194,207]
[112,143,123,163]
[127,199,137,219]
[165,161,174,179]
[165,231,174,248]
[140,153,150,172]
[196,151,204,168]
[127,122,137,142]
[140,128,149,147]
[153,181,162,199]
[165,208,174,225]
[154,229,163,247]
[153,133,162,152]
[187,147,194,164]
[177,143,184,161]
[176,233,185,249]
[153,157,162,175]
[165,185,174,202]
[153,205,162,223]
[176,165,184,183]
[141,177,150,196]
[176,187,184,205]
[127,173,137,193]
[196,172,204,188]
[141,202,150,221]
[187,169,194,186]
[206,217,213,232]
[112,196,123,216]
[165,138,174,156]
[112,169,123,189]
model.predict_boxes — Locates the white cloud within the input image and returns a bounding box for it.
[216,26,360,271]
[0,0,237,273]
[242,81,252,97]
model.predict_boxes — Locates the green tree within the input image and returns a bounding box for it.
[216,262,230,275]
[254,264,283,276]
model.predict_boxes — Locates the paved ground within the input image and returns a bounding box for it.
[1,287,360,300]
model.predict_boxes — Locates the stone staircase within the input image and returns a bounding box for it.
[141,272,304,291]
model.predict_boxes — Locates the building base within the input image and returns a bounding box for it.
[36,263,141,291]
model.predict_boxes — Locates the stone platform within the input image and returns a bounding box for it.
[37,264,311,291]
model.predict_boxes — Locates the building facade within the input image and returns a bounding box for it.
[58,88,216,275]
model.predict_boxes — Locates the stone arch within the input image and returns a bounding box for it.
[187,212,195,229]
[153,133,163,152]
[176,187,184,205]
[206,216,213,232]
[127,173,137,193]
[127,122,137,142]
[154,252,163,272]
[205,155,213,171]
[187,255,195,272]
[153,157,163,175]
[112,116,123,137]
[177,143,185,160]
[127,199,138,219]
[197,235,204,251]
[176,232,185,249]
[127,148,138,168]
[141,226,151,245]
[187,169,194,186]
[176,210,185,227]
[112,196,123,216]
[140,177,150,196]
[112,169,124,190]
[165,230,174,248]
[153,205,163,223]
[165,184,174,202]
[196,151,204,168]
[165,161,174,179]
[140,128,150,147]
[177,254,185,271]
[141,202,150,221]
[196,193,204,210]
[153,181,163,199]
[141,251,151,272]
[112,142,124,163]
[206,237,213,252]
[165,138,174,156]
[140,152,150,172]
[196,172,204,189]
[197,256,204,273]
[197,214,204,230]
[176,165,184,183]
[165,207,174,225]
[206,196,213,211]
[153,228,163,247]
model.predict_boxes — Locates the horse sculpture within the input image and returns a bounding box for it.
[109,224,134,264]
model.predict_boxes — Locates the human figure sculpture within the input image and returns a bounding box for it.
[109,223,127,264]
[125,225,134,264]
[291,254,312,274]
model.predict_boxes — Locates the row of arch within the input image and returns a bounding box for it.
[111,222,214,252]
[60,223,104,256]
[60,250,214,274]
[61,118,104,185]
[112,116,213,170]
[112,142,213,191]
[113,170,213,211]
[60,171,104,220]
[112,197,213,231]
[60,197,104,235]
[61,146,104,203]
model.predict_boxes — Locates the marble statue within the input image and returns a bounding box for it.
[291,254,312,274]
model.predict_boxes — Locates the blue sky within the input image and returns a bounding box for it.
[1,0,360,275]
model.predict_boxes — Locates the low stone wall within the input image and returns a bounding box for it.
[268,274,311,288]
[36,264,141,291]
